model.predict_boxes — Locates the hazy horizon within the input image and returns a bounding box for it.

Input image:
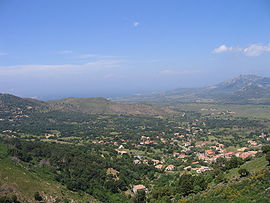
[0,0,270,100]
[1,73,267,101]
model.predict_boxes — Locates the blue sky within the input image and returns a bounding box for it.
[0,0,270,99]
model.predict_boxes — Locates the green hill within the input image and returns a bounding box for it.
[182,157,270,203]
[225,156,268,179]
[184,169,270,203]
[0,144,98,203]
[0,93,175,116]
[0,94,48,111]
[48,97,174,115]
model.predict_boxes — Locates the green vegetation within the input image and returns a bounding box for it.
[184,168,270,203]
[1,92,270,202]
[225,156,268,179]
[0,144,98,203]
[48,97,173,115]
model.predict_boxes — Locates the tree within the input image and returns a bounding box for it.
[238,168,249,177]
[262,145,270,153]
[214,173,226,184]
[178,174,194,196]
[10,194,18,203]
[266,152,270,165]
[34,192,43,201]
[135,190,146,203]
[193,175,207,192]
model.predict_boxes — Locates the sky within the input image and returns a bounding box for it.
[0,0,270,100]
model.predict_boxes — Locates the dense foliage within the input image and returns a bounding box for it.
[3,138,156,202]
[1,93,270,202]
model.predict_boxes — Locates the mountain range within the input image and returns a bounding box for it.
[115,74,270,104]
[1,75,270,115]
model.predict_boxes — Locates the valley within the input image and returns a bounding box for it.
[1,76,270,202]
[2,1,270,202]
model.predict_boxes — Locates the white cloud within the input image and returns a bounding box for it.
[243,44,270,56]
[0,60,124,75]
[212,43,270,56]
[133,22,139,27]
[212,45,233,53]
[57,50,73,54]
[0,52,8,56]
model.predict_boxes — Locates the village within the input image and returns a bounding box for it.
[111,121,268,194]
[1,106,268,177]
[1,104,270,197]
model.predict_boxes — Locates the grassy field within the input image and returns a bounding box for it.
[225,156,268,179]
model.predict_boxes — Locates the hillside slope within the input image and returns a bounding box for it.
[0,94,175,116]
[183,156,270,203]
[48,97,174,115]
[0,144,98,203]
[0,94,48,111]
[184,169,270,203]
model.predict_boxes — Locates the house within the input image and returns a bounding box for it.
[155,164,163,169]
[165,165,175,171]
[184,166,192,171]
[205,150,214,155]
[236,151,258,159]
[118,145,124,149]
[133,185,147,194]
[197,153,208,160]
[195,166,211,173]
[45,133,55,139]
[152,159,160,165]
[248,140,258,146]
[116,150,128,155]
[184,142,191,147]
[237,147,248,152]
[144,140,152,145]
[3,130,13,133]
[259,133,267,138]
[173,152,180,157]
[133,160,141,164]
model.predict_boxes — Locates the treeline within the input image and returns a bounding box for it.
[203,117,265,129]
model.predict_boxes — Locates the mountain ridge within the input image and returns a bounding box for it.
[0,94,174,116]
[2,74,270,113]
[114,74,270,104]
